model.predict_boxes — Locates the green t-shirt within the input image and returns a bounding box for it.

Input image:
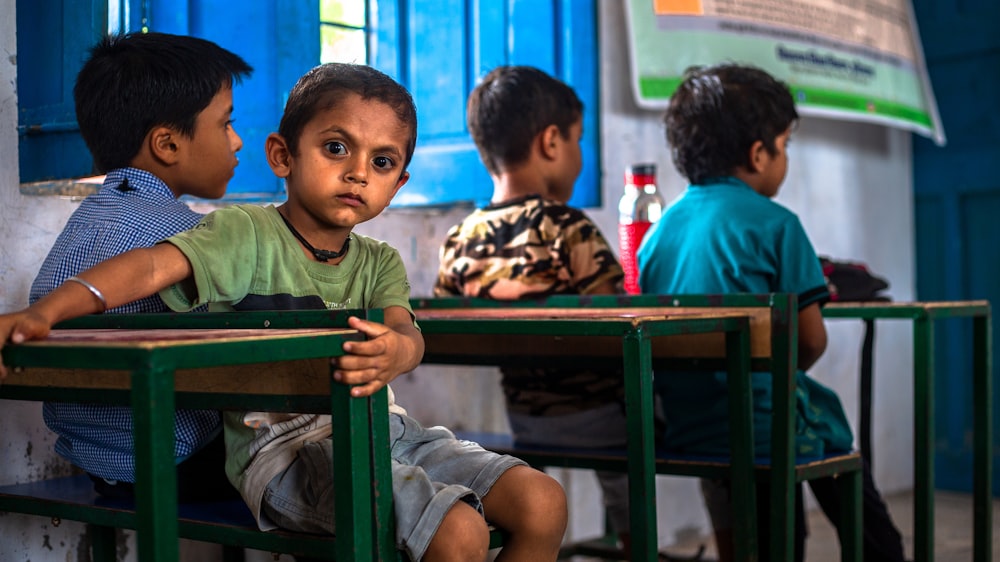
[160,203,414,528]
[161,204,413,313]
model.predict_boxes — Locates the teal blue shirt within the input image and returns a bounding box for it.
[637,177,850,458]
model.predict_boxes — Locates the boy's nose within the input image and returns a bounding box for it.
[345,163,368,186]
[230,129,243,153]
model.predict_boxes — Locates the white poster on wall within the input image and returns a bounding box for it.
[626,0,945,144]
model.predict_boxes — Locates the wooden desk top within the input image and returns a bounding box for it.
[3,327,361,397]
[823,300,991,319]
[416,307,743,321]
[416,306,770,361]
[23,327,355,348]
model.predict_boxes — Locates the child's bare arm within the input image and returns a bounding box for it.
[0,243,193,378]
[797,302,828,370]
[332,306,425,397]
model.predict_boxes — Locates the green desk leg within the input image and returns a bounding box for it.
[913,317,934,562]
[132,363,179,562]
[623,326,658,562]
[770,301,797,562]
[837,470,863,562]
[88,524,116,562]
[332,380,376,561]
[371,387,397,561]
[726,325,758,562]
[973,313,993,562]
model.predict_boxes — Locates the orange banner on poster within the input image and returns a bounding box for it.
[654,0,704,15]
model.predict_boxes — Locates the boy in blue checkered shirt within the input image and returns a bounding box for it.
[28,31,252,501]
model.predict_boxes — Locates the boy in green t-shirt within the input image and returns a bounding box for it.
[0,63,567,562]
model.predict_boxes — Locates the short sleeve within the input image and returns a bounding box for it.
[776,216,830,309]
[433,224,464,297]
[555,211,625,295]
[368,242,416,319]
[159,208,259,311]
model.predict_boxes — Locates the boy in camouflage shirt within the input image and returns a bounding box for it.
[434,65,635,554]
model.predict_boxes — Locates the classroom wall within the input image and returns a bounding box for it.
[0,0,915,559]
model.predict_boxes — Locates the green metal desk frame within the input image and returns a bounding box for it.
[823,301,994,562]
[0,309,397,562]
[414,293,864,562]
[412,298,758,562]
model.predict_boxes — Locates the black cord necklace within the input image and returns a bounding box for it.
[278,211,350,262]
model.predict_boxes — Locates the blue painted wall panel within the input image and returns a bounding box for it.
[913,0,1000,494]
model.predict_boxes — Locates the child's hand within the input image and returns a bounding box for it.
[0,311,54,379]
[332,310,424,397]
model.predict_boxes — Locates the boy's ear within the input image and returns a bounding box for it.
[539,124,562,160]
[149,126,181,165]
[265,133,292,178]
[387,171,410,203]
[747,140,767,174]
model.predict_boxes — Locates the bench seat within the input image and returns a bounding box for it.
[0,474,337,558]
[0,474,504,559]
[456,431,863,483]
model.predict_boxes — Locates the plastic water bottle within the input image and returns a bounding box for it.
[618,163,664,294]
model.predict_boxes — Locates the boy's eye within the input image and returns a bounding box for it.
[325,141,347,155]
[226,119,236,128]
[372,155,394,170]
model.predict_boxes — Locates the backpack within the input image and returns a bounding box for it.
[819,256,891,302]
[818,256,891,467]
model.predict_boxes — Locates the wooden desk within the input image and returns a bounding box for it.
[0,310,395,562]
[414,304,756,562]
[823,301,993,562]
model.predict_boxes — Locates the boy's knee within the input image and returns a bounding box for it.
[425,501,490,562]
[507,467,569,534]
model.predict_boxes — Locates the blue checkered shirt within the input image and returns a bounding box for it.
[30,168,222,482]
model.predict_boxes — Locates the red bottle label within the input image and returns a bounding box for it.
[618,221,653,295]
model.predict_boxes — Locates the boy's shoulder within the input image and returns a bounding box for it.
[66,169,201,232]
[684,179,799,219]
[481,194,591,222]
[445,194,605,253]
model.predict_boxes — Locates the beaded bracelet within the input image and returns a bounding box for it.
[66,276,108,312]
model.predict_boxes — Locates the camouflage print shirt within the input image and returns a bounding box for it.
[434,194,626,415]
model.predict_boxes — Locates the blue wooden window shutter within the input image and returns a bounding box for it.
[374,0,600,208]
[17,0,598,207]
[16,0,105,183]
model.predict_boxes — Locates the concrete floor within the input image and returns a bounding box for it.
[571,489,1000,561]
[802,489,1000,562]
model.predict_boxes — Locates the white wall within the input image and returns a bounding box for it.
[0,0,915,558]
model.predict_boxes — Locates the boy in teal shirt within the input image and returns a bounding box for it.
[638,63,904,562]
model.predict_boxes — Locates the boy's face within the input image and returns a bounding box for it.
[172,86,242,199]
[756,127,791,198]
[550,118,584,203]
[270,92,410,236]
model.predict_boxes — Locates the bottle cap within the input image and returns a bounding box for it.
[625,163,656,185]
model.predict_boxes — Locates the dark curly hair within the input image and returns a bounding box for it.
[663,63,797,184]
